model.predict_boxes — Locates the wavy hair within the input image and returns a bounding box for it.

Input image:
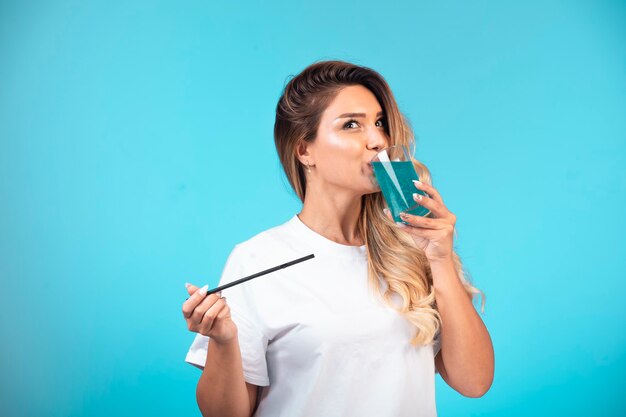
[273,60,484,346]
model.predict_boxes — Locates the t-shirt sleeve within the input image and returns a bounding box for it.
[433,330,441,374]
[184,244,270,386]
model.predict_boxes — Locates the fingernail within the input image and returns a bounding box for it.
[185,282,191,289]
[395,221,407,228]
[198,284,209,296]
[413,193,422,201]
[413,180,422,186]
[383,208,390,215]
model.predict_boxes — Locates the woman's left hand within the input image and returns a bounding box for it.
[384,180,457,263]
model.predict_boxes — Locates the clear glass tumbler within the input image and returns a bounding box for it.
[370,144,431,223]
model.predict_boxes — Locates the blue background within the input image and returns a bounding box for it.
[1,1,624,416]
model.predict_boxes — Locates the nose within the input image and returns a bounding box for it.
[366,129,389,152]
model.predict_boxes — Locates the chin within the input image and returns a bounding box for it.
[365,172,380,191]
[348,171,380,196]
[361,190,379,198]
[361,180,381,195]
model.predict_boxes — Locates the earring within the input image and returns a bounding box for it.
[306,162,312,173]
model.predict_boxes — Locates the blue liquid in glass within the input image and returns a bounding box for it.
[371,160,430,223]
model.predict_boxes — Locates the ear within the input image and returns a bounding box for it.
[295,140,313,165]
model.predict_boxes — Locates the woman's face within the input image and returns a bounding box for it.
[306,84,390,195]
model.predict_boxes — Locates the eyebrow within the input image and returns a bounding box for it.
[336,111,384,120]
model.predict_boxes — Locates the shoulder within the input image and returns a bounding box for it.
[230,215,300,267]
[219,215,305,290]
[236,216,293,251]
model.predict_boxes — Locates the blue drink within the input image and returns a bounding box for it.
[371,160,430,223]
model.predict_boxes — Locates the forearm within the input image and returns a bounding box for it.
[431,258,494,396]
[197,334,251,417]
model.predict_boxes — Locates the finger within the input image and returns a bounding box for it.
[383,207,394,221]
[215,303,230,320]
[214,299,230,320]
[199,297,228,333]
[186,282,199,296]
[400,225,437,239]
[202,301,231,336]
[190,292,223,325]
[399,212,442,229]
[182,284,209,318]
[412,192,444,218]
[413,180,444,204]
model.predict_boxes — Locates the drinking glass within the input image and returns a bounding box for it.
[370,145,431,223]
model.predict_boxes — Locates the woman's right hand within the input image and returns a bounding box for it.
[182,283,238,344]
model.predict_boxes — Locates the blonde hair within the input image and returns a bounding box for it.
[274,60,484,346]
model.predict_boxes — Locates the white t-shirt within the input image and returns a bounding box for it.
[185,214,441,417]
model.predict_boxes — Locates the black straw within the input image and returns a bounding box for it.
[188,253,315,298]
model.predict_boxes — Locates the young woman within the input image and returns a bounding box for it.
[182,60,494,417]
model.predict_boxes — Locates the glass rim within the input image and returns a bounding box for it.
[370,144,412,162]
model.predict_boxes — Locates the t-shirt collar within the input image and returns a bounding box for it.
[288,214,367,259]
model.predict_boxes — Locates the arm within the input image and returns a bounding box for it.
[383,180,494,396]
[197,334,259,417]
[431,258,494,397]
[184,283,254,416]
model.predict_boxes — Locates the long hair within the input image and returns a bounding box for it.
[274,60,484,346]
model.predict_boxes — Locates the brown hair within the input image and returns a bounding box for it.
[274,60,483,345]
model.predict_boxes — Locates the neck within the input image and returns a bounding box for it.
[298,183,364,246]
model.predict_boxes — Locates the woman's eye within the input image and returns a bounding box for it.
[343,119,359,129]
[343,118,386,130]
